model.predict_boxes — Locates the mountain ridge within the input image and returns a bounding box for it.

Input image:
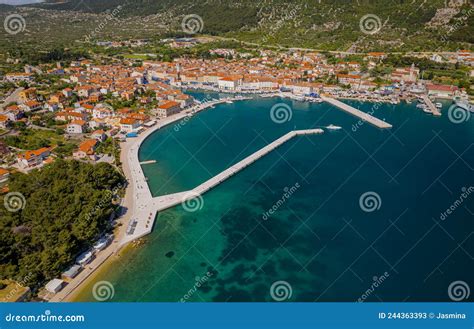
[1,0,472,52]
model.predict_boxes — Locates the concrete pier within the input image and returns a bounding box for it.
[422,95,442,116]
[321,96,392,129]
[121,128,324,245]
[139,160,157,165]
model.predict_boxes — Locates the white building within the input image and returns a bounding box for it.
[66,120,86,134]
[218,77,241,90]
[45,279,65,294]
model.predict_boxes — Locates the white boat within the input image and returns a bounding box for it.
[416,103,426,109]
[225,100,233,104]
[435,102,442,108]
[93,235,113,251]
[326,124,342,130]
[454,100,474,113]
[76,250,94,265]
[423,108,432,114]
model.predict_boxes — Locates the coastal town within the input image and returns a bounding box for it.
[0,44,473,302]
[1,48,473,173]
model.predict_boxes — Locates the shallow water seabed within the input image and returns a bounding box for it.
[75,96,474,302]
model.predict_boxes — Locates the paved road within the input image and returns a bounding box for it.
[0,87,24,109]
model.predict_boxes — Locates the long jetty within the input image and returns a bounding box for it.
[121,128,324,245]
[321,96,392,129]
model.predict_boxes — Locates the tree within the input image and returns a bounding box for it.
[0,160,125,291]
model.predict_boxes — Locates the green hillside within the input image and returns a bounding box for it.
[1,0,472,52]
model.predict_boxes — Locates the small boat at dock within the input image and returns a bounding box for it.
[454,100,474,113]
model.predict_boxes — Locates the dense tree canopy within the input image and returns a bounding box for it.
[0,160,125,290]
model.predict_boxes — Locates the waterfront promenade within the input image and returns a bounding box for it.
[48,97,246,302]
[121,128,325,245]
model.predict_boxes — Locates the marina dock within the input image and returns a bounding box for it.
[321,96,393,129]
[422,95,442,116]
[121,128,324,245]
[121,95,393,245]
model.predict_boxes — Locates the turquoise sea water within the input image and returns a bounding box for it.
[79,94,473,302]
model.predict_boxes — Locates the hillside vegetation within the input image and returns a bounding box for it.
[0,160,124,291]
[0,0,471,52]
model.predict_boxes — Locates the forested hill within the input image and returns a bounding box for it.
[3,0,473,51]
[0,160,124,291]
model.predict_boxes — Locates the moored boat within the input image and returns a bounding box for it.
[454,100,474,113]
[326,124,342,130]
